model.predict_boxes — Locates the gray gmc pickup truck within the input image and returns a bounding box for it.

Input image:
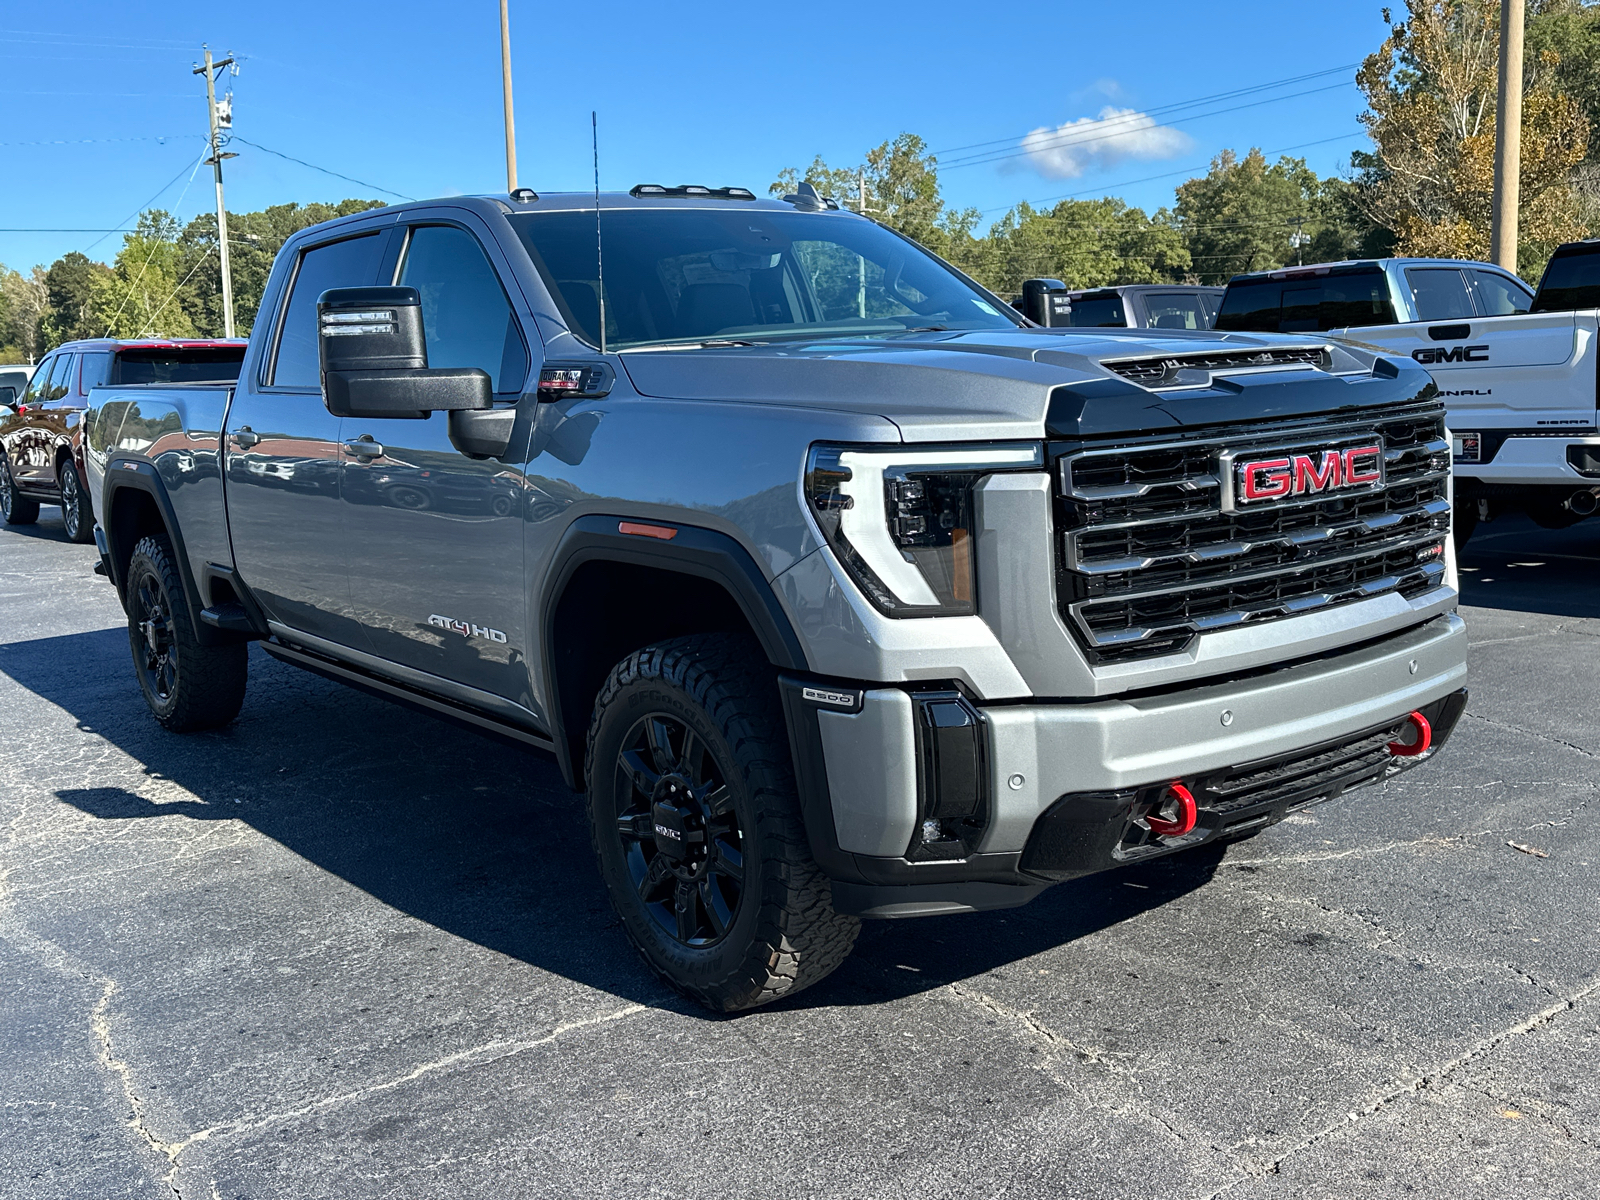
[82,185,1469,1011]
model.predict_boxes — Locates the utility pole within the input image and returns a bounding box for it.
[500,0,518,192]
[857,172,875,318]
[194,46,238,337]
[1287,215,1311,266]
[1491,0,1525,273]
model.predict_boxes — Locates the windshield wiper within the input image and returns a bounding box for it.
[621,338,762,353]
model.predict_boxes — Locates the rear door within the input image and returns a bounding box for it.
[19,353,73,485]
[224,229,388,647]
[338,215,535,705]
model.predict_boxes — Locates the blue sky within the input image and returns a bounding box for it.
[2,0,1392,272]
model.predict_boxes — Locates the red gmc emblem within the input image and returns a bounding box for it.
[1229,443,1384,508]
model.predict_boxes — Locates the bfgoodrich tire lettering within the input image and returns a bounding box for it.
[586,633,859,1012]
[126,534,247,732]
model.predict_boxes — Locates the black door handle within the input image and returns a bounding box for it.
[343,436,384,459]
[229,426,260,450]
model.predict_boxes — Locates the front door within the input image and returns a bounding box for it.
[224,229,387,647]
[339,217,535,707]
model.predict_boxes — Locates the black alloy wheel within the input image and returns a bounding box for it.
[124,533,247,731]
[613,713,744,947]
[59,460,95,543]
[585,633,860,1011]
[132,572,179,705]
[0,454,39,525]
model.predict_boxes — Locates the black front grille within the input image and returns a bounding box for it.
[1103,345,1332,387]
[1053,401,1452,663]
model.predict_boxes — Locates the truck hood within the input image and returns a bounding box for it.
[617,328,1429,442]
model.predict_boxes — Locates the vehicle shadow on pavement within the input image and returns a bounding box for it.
[1458,513,1600,619]
[9,627,1220,1017]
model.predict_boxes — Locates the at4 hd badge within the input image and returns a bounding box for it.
[429,614,508,643]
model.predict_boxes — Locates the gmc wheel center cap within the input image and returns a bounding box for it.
[650,780,702,864]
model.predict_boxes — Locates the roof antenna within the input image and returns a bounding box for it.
[592,110,606,355]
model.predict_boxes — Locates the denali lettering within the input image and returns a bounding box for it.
[1237,444,1383,504]
[1411,344,1489,365]
[428,614,508,643]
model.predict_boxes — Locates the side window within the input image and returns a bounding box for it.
[1468,269,1532,316]
[397,225,528,394]
[1406,268,1475,321]
[79,352,114,393]
[43,353,77,402]
[20,356,56,404]
[271,233,384,388]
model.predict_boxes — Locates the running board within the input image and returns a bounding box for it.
[261,639,558,756]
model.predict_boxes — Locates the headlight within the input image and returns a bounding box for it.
[804,442,1044,617]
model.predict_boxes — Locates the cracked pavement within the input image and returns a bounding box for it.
[1,509,1598,1199]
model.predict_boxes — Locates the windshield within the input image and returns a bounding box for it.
[509,207,1019,349]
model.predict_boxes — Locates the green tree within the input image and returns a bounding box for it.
[89,211,200,339]
[1175,149,1338,283]
[38,251,113,347]
[1356,0,1589,277]
[0,265,48,362]
[982,198,1190,294]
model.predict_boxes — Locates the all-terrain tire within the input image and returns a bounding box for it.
[126,533,247,732]
[586,633,860,1012]
[58,459,95,544]
[0,454,39,526]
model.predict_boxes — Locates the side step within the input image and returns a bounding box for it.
[199,602,257,634]
[260,639,558,756]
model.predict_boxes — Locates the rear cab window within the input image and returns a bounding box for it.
[1066,295,1127,327]
[1143,293,1207,330]
[1216,267,1396,332]
[112,347,245,385]
[1532,243,1600,312]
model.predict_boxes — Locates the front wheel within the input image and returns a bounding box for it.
[126,534,247,731]
[58,459,95,544]
[0,454,39,526]
[586,634,860,1012]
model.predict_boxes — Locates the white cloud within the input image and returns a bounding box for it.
[1020,107,1192,180]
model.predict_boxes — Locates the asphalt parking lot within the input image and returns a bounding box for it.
[1,510,1596,1200]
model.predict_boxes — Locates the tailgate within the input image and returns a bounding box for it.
[1332,313,1596,432]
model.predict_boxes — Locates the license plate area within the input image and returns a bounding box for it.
[1452,432,1481,463]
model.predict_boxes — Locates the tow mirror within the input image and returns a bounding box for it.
[317,286,492,420]
[1019,278,1071,327]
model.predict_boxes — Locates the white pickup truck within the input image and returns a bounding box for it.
[1214,252,1600,544]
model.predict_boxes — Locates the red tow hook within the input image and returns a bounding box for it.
[1145,783,1197,838]
[1388,710,1433,757]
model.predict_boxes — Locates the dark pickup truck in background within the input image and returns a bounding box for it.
[81,187,1468,1011]
[0,338,244,541]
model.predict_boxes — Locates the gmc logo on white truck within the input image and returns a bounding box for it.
[1412,344,1489,364]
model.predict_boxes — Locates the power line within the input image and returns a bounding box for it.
[943,82,1356,171]
[0,133,198,148]
[977,133,1365,215]
[0,227,137,233]
[931,63,1362,158]
[84,145,209,253]
[230,136,413,201]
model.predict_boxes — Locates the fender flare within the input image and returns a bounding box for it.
[101,456,231,646]
[538,514,808,786]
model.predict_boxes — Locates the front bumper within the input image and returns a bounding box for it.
[784,613,1468,917]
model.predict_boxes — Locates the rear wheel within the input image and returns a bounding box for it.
[126,534,247,732]
[586,633,859,1012]
[0,454,39,526]
[58,460,95,544]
